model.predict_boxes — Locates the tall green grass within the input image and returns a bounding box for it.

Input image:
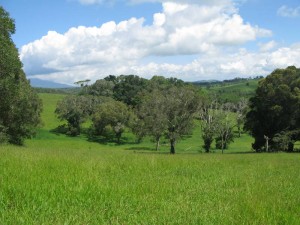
[1,146,300,224]
[0,93,299,224]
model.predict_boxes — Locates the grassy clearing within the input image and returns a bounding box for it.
[1,146,300,224]
[0,93,300,224]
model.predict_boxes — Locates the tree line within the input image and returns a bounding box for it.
[55,75,251,154]
[55,67,300,154]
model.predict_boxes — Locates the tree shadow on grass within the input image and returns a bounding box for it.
[132,151,170,155]
[50,125,68,136]
[227,151,257,154]
[86,132,137,146]
[227,150,300,154]
[125,146,153,151]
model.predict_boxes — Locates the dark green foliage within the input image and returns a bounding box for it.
[55,95,89,136]
[86,79,114,97]
[202,125,214,152]
[147,76,185,92]
[272,131,293,152]
[113,75,148,106]
[0,6,42,145]
[244,66,300,151]
[92,100,134,143]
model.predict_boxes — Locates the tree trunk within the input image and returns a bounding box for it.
[116,132,121,144]
[155,137,160,151]
[264,135,269,152]
[221,137,224,154]
[170,139,175,154]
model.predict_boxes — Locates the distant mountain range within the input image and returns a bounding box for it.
[29,78,73,88]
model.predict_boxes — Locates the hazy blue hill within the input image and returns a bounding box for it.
[29,78,73,88]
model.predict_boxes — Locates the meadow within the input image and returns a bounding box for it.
[0,93,300,224]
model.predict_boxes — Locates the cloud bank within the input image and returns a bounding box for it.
[20,0,300,84]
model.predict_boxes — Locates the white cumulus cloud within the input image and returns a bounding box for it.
[21,0,275,84]
[258,40,277,52]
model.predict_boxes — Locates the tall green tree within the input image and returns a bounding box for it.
[199,100,218,153]
[132,85,201,153]
[55,95,90,136]
[92,100,133,143]
[244,66,300,151]
[199,100,235,153]
[164,87,201,154]
[55,95,110,136]
[134,89,168,150]
[0,6,42,145]
[214,105,236,153]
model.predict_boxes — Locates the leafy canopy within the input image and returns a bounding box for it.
[0,6,42,145]
[244,66,300,151]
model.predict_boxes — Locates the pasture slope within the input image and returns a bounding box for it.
[204,79,259,103]
[0,93,299,224]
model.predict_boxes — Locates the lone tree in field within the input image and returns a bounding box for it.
[134,89,168,150]
[0,6,42,145]
[199,100,218,153]
[244,66,300,152]
[214,104,236,153]
[133,85,201,153]
[164,86,201,154]
[199,100,235,153]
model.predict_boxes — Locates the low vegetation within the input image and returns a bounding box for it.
[1,143,300,224]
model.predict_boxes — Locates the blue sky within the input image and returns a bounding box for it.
[1,0,300,84]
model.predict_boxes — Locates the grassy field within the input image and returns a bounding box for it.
[0,93,300,224]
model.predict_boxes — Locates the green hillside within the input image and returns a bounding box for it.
[1,92,300,224]
[202,79,260,103]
